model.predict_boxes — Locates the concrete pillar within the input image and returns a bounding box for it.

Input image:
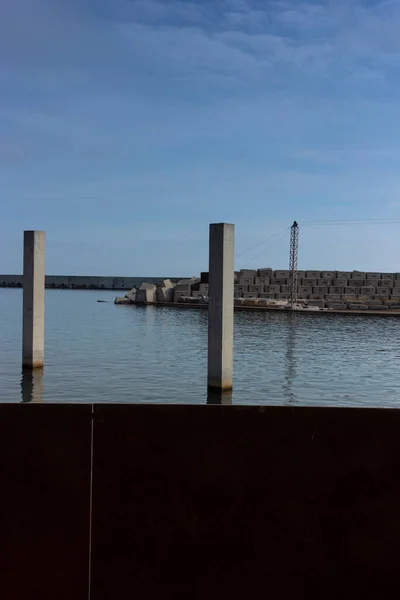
[22,231,45,369]
[207,223,234,391]
[21,370,44,403]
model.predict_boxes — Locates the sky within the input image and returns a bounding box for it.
[2,0,400,275]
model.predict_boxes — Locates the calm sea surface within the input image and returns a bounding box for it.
[1,288,400,406]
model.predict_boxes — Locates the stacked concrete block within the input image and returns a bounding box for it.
[350,272,366,281]
[137,283,157,304]
[234,284,248,296]
[275,293,289,300]
[327,301,346,309]
[243,292,258,298]
[321,271,335,279]
[344,286,358,296]
[274,270,290,278]
[391,289,400,297]
[374,288,389,297]
[125,288,138,302]
[238,277,254,285]
[273,277,287,285]
[199,283,209,295]
[255,277,269,285]
[249,284,264,294]
[266,285,281,295]
[380,279,393,287]
[307,299,325,308]
[298,286,312,296]
[360,287,375,295]
[239,269,257,279]
[333,279,347,287]
[366,273,381,280]
[336,272,351,279]
[301,278,317,287]
[258,268,273,277]
[259,292,276,299]
[306,271,320,279]
[313,286,328,295]
[156,286,175,302]
[326,294,342,301]
[317,279,331,287]
[329,287,344,295]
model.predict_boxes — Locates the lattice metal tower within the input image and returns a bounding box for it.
[288,221,299,309]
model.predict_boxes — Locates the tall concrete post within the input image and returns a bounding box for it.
[207,223,234,391]
[22,231,45,369]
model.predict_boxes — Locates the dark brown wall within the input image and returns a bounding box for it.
[2,404,400,599]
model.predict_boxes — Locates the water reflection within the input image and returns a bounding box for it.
[282,314,297,404]
[21,369,44,403]
[207,389,233,405]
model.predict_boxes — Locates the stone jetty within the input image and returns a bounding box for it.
[115,268,400,312]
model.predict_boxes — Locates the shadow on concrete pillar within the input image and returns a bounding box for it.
[22,230,45,369]
[206,389,233,405]
[207,223,234,392]
[21,369,44,403]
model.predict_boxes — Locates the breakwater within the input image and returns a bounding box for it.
[0,274,183,290]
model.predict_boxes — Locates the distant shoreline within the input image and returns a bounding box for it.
[0,274,184,291]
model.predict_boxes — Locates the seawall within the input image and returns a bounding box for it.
[0,274,184,290]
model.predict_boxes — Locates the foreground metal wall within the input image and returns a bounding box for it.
[2,404,400,599]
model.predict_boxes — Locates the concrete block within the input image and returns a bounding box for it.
[391,290,400,297]
[326,294,342,301]
[321,271,335,279]
[316,279,331,287]
[329,287,344,295]
[309,294,325,300]
[395,273,400,280]
[350,272,366,280]
[297,293,309,300]
[298,286,312,295]
[255,277,269,285]
[266,285,281,294]
[379,279,393,287]
[280,285,290,294]
[249,284,264,294]
[274,270,290,278]
[368,305,389,310]
[258,268,273,276]
[126,288,138,302]
[259,292,276,299]
[366,273,381,280]
[158,279,174,289]
[235,284,248,294]
[347,303,368,310]
[301,279,317,287]
[114,296,132,305]
[199,283,209,294]
[243,292,259,298]
[374,288,389,296]
[336,271,351,279]
[234,291,242,298]
[307,299,325,308]
[156,287,174,302]
[313,287,328,295]
[381,273,394,280]
[275,293,289,300]
[238,277,254,285]
[333,279,347,287]
[373,294,389,300]
[272,278,287,285]
[344,287,358,295]
[327,302,346,309]
[239,269,257,277]
[306,271,320,278]
[366,299,383,305]
[392,280,400,288]
[360,287,375,295]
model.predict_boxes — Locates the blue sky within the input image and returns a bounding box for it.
[2,0,400,275]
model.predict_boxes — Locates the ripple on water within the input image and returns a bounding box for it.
[1,288,400,406]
